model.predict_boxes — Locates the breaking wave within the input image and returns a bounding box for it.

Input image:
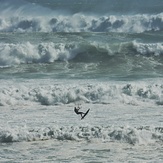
[0,81,162,106]
[0,42,81,66]
[1,125,163,145]
[0,41,163,66]
[0,0,163,33]
[0,13,163,33]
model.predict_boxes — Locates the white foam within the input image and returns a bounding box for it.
[0,42,82,66]
[0,13,163,33]
[133,41,163,56]
[0,125,162,145]
[0,40,162,67]
[0,80,162,106]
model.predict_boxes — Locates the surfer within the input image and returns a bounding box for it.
[74,106,85,117]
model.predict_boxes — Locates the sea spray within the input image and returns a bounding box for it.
[0,13,163,33]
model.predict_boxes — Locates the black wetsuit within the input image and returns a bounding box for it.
[74,107,85,117]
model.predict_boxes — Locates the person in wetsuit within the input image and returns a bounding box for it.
[74,106,85,117]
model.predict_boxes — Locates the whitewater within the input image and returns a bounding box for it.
[0,0,163,162]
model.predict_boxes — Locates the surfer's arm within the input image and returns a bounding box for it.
[77,106,81,110]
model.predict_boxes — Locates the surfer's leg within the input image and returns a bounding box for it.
[77,111,84,115]
[78,112,85,117]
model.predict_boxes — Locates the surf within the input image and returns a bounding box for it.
[0,0,163,33]
[0,13,163,33]
[0,79,162,106]
[0,37,163,66]
[1,125,163,145]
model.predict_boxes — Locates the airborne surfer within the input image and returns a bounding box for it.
[74,106,90,119]
[74,106,85,118]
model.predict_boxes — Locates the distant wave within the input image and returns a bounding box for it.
[0,81,162,106]
[0,13,163,33]
[0,41,162,66]
[0,0,163,33]
[1,125,163,145]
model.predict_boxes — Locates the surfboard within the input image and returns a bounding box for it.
[81,109,90,120]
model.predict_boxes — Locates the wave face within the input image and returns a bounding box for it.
[0,32,163,79]
[0,40,163,66]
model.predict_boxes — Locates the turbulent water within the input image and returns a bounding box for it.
[0,0,163,162]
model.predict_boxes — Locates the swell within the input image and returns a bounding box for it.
[1,125,163,145]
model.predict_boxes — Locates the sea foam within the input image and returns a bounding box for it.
[0,41,162,66]
[0,42,81,66]
[1,125,163,145]
[0,13,163,33]
[0,81,162,106]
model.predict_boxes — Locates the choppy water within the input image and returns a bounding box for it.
[0,0,163,162]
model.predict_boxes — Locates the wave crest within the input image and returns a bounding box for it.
[0,13,163,33]
[0,41,162,66]
[0,42,82,66]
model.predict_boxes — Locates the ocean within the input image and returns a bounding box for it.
[0,0,163,162]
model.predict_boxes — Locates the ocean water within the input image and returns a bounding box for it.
[0,0,163,162]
